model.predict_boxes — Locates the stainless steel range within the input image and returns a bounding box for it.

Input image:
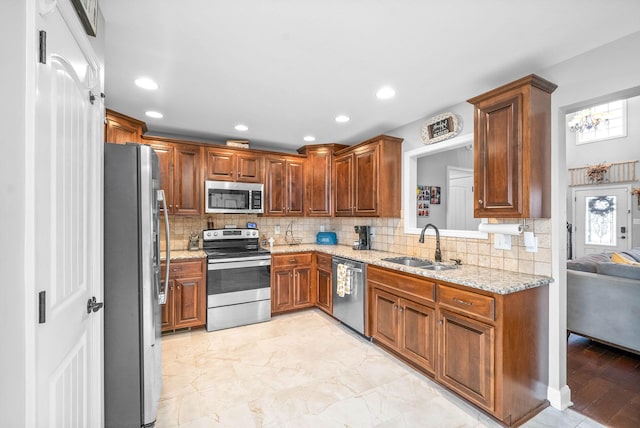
[203,228,271,331]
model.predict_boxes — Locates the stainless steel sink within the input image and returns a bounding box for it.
[381,256,457,271]
[381,256,434,268]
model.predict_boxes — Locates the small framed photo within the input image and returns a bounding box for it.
[70,0,99,37]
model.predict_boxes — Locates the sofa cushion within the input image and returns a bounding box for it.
[611,252,640,265]
[567,253,612,273]
[622,247,640,262]
[596,262,640,280]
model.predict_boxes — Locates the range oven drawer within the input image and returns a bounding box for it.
[206,300,271,332]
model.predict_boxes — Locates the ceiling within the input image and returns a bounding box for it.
[101,1,640,152]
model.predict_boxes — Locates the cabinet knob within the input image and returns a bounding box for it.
[478,200,483,205]
[393,304,398,310]
[399,307,404,312]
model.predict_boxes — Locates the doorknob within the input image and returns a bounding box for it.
[87,296,104,314]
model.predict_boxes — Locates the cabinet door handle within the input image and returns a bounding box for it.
[289,259,296,263]
[453,297,473,306]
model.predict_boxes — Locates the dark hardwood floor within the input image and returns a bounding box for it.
[567,333,640,428]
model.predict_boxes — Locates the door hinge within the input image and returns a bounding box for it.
[38,30,46,64]
[38,291,46,323]
[89,91,96,105]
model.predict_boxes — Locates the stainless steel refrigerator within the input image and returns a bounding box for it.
[104,143,170,427]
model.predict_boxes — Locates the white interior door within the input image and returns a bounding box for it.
[573,186,631,258]
[35,2,103,427]
[447,167,480,230]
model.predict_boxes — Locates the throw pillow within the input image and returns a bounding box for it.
[611,252,640,266]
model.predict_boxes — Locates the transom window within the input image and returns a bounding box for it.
[568,99,627,145]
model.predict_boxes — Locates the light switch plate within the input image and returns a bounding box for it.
[275,225,280,235]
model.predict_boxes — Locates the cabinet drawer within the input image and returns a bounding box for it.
[163,260,203,278]
[315,253,332,270]
[367,266,435,303]
[272,253,312,267]
[438,284,495,321]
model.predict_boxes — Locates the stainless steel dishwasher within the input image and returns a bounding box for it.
[332,256,367,336]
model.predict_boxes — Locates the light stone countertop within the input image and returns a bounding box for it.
[268,243,553,295]
[162,249,207,261]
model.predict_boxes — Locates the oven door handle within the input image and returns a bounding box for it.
[208,259,271,270]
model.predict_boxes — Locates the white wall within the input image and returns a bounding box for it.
[540,29,640,409]
[0,0,30,425]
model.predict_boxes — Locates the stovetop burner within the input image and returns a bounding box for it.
[203,228,269,260]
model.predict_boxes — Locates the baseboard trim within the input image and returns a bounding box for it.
[547,384,572,410]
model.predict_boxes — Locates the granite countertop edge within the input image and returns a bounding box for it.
[162,249,207,260]
[268,243,553,295]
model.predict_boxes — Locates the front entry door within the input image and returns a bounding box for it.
[34,2,103,427]
[573,186,631,258]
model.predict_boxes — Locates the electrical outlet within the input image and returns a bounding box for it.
[369,227,375,238]
[275,225,280,235]
[494,233,512,250]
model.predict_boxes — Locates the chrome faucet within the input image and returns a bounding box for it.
[418,223,442,262]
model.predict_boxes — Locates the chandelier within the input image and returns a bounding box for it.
[568,111,609,133]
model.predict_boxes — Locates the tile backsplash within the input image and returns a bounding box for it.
[162,214,552,276]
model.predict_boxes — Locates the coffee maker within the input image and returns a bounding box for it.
[353,226,371,250]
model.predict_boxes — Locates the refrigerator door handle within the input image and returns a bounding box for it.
[158,189,170,304]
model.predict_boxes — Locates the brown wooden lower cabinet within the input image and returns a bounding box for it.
[271,253,314,314]
[160,258,207,332]
[315,253,333,314]
[367,264,549,427]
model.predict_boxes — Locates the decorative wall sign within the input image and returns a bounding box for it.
[420,112,461,144]
[70,0,99,37]
[416,185,431,217]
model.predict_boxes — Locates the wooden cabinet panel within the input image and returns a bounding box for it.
[333,135,402,217]
[105,109,146,144]
[237,153,262,182]
[298,144,348,217]
[287,160,305,215]
[265,156,305,216]
[160,259,206,332]
[206,148,263,183]
[353,146,378,214]
[437,309,495,411]
[315,253,333,314]
[174,277,203,328]
[399,298,436,373]
[271,253,314,313]
[272,269,294,312]
[371,287,400,349]
[293,267,312,306]
[438,284,495,322]
[161,279,175,330]
[147,141,202,216]
[334,154,353,216]
[174,145,201,215]
[468,74,557,218]
[206,149,236,181]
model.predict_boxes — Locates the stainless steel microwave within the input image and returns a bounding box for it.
[205,180,264,214]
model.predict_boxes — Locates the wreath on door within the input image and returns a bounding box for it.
[588,196,615,216]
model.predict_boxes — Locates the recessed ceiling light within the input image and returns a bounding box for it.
[304,135,316,142]
[135,78,158,90]
[376,86,396,100]
[145,111,163,119]
[234,124,248,131]
[335,115,350,123]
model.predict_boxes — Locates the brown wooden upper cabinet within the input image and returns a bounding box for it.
[264,155,305,216]
[468,74,557,218]
[205,147,263,183]
[145,139,202,216]
[297,144,347,217]
[333,135,403,217]
[105,109,146,144]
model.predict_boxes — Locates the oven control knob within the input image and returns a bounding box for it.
[213,231,219,237]
[252,231,258,237]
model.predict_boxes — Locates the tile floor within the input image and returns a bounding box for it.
[158,310,603,428]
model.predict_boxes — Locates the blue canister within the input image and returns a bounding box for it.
[316,232,337,245]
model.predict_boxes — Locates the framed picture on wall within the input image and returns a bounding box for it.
[417,185,431,217]
[70,0,99,36]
